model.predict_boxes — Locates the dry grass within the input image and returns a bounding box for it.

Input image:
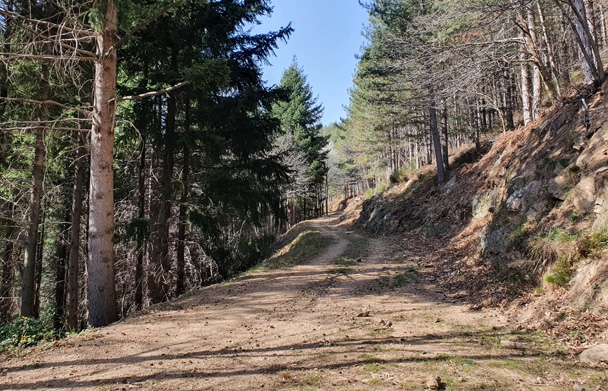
[262,226,335,269]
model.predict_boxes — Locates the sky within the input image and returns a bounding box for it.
[252,1,369,127]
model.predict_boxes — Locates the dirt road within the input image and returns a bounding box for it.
[1,216,604,390]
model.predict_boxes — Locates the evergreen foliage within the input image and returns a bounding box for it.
[0,0,295,328]
[329,0,602,197]
[272,60,329,222]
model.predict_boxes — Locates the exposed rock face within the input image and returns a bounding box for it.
[593,167,608,230]
[593,197,608,230]
[480,225,508,256]
[506,180,543,213]
[526,200,547,221]
[548,174,571,200]
[580,344,608,366]
[571,177,596,214]
[472,189,501,219]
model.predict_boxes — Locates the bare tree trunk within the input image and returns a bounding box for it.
[599,5,607,47]
[473,101,481,151]
[21,85,47,318]
[0,0,13,118]
[33,207,45,319]
[558,0,605,84]
[519,28,533,126]
[176,143,189,297]
[53,211,70,330]
[585,0,598,43]
[0,243,14,323]
[516,9,558,102]
[442,102,449,173]
[150,48,179,304]
[135,139,146,310]
[505,71,515,129]
[537,1,562,97]
[66,132,86,331]
[572,0,598,83]
[0,201,15,323]
[325,175,329,217]
[87,0,119,327]
[427,82,445,183]
[526,7,543,120]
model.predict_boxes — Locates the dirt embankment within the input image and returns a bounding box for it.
[354,82,608,349]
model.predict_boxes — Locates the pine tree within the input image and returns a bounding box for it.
[273,60,328,219]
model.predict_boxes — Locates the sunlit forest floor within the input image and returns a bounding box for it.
[2,212,607,390]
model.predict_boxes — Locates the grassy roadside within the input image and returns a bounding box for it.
[262,223,336,270]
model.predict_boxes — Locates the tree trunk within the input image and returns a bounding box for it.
[585,0,598,44]
[54,211,70,330]
[532,66,542,121]
[87,0,119,327]
[66,132,86,331]
[427,83,445,183]
[325,175,329,217]
[176,144,190,297]
[526,7,543,120]
[150,48,179,304]
[442,102,449,173]
[561,0,605,84]
[20,27,52,316]
[0,201,15,323]
[135,139,146,310]
[599,5,607,47]
[0,241,14,323]
[519,29,533,126]
[33,206,45,319]
[537,1,562,97]
[517,8,559,101]
[21,88,47,318]
[504,70,515,129]
[0,0,13,118]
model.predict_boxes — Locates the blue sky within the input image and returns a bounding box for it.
[252,1,369,126]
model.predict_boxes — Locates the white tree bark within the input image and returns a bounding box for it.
[526,7,543,120]
[563,0,605,84]
[519,29,533,125]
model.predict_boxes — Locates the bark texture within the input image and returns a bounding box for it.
[87,0,119,327]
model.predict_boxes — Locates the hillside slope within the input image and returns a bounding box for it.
[354,83,608,348]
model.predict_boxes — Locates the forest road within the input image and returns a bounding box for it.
[1,214,591,390]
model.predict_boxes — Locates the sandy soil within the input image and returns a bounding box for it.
[1,214,605,390]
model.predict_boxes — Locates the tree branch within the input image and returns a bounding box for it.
[116,81,190,103]
[10,18,96,58]
[0,53,97,62]
[1,126,88,133]
[0,8,94,37]
[0,97,91,115]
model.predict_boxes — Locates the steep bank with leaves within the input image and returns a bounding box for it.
[354,82,608,346]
